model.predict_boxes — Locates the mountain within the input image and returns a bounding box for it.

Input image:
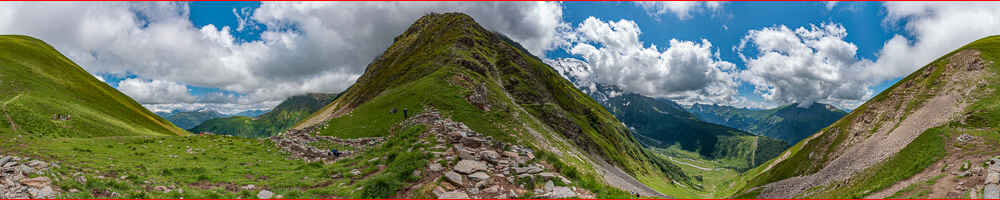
[293,13,690,197]
[576,83,787,170]
[733,36,1000,198]
[231,109,268,117]
[190,93,337,138]
[156,110,226,129]
[688,103,848,144]
[0,35,186,137]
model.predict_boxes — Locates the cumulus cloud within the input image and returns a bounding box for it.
[0,2,566,113]
[634,1,723,20]
[557,17,742,106]
[870,3,1000,81]
[118,78,198,104]
[736,23,874,108]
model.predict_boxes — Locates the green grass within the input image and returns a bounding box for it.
[0,35,186,137]
[308,12,688,195]
[192,93,338,138]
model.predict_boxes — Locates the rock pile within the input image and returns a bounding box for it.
[407,109,591,199]
[985,158,999,199]
[270,122,386,163]
[0,155,59,199]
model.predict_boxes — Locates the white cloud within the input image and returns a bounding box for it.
[825,1,837,10]
[557,17,742,106]
[634,1,724,20]
[117,78,198,104]
[870,3,1000,81]
[737,23,874,108]
[0,2,566,113]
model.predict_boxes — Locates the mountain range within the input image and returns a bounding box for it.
[190,93,338,138]
[687,103,848,144]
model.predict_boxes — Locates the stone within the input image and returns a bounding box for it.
[16,165,35,175]
[458,148,479,161]
[558,176,573,185]
[444,171,464,185]
[543,180,555,193]
[478,150,500,162]
[986,184,999,199]
[257,190,275,199]
[438,191,470,199]
[454,160,488,174]
[502,151,519,160]
[19,177,51,188]
[241,184,257,190]
[68,189,80,193]
[28,186,56,198]
[350,169,362,176]
[153,186,169,192]
[0,156,11,166]
[989,173,1000,184]
[460,137,487,148]
[514,166,542,174]
[75,176,87,184]
[25,160,48,168]
[469,172,490,182]
[433,186,447,197]
[538,172,557,179]
[3,161,17,168]
[539,187,577,199]
[482,185,500,194]
[412,170,422,178]
[429,163,444,172]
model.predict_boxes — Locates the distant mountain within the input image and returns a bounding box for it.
[190,93,338,138]
[547,58,786,169]
[231,109,268,117]
[155,110,226,129]
[576,83,787,169]
[687,103,847,144]
[0,35,187,137]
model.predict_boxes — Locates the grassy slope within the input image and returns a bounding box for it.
[306,13,688,196]
[191,93,337,138]
[730,35,1000,198]
[0,35,186,137]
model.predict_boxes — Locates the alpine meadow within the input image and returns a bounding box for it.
[2,2,1000,199]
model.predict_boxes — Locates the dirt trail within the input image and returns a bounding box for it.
[3,94,21,133]
[758,78,970,198]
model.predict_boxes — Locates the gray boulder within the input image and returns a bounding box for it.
[438,191,470,199]
[454,160,487,174]
[257,190,275,199]
[515,166,542,174]
[985,184,999,199]
[429,163,444,172]
[468,172,490,182]
[444,171,464,185]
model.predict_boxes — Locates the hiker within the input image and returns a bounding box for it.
[330,148,340,157]
[403,108,408,118]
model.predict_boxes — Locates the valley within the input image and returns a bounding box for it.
[1,10,999,200]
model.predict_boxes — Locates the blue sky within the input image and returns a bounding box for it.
[5,2,998,113]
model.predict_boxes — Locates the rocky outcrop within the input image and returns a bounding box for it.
[985,158,1000,199]
[0,155,59,199]
[404,108,592,199]
[269,124,385,163]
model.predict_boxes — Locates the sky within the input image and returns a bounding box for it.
[2,1,1000,114]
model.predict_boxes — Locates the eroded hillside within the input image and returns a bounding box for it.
[734,36,1000,199]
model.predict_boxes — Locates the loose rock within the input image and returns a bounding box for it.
[454,160,487,174]
[257,190,275,199]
